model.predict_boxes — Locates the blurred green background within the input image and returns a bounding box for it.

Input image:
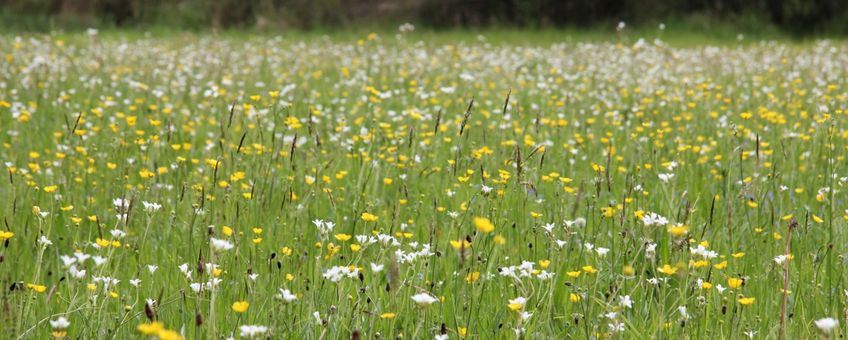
[2,0,847,38]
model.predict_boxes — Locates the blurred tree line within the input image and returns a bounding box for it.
[2,0,847,35]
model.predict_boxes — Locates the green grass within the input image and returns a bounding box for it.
[0,31,846,339]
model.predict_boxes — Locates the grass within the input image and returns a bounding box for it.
[0,30,846,339]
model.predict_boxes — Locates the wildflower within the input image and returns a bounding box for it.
[411,293,438,307]
[38,235,53,247]
[232,301,249,313]
[239,325,268,338]
[737,297,755,305]
[507,296,527,311]
[728,278,744,289]
[136,322,164,335]
[473,217,495,233]
[815,317,839,333]
[619,295,633,309]
[361,212,379,222]
[27,283,47,293]
[50,317,70,338]
[278,289,297,303]
[210,238,233,251]
[657,264,677,276]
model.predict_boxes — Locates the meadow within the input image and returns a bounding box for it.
[0,29,847,339]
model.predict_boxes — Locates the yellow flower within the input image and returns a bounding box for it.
[582,265,598,274]
[458,327,467,338]
[713,261,728,270]
[334,234,352,241]
[622,265,635,276]
[43,185,58,193]
[450,239,472,249]
[657,264,677,276]
[738,297,755,305]
[667,224,689,237]
[812,214,824,224]
[232,301,249,313]
[727,277,744,289]
[569,293,581,303]
[0,231,13,240]
[465,271,480,284]
[350,244,362,252]
[566,271,581,278]
[136,322,164,335]
[361,212,379,222]
[157,329,183,340]
[380,313,396,319]
[493,235,506,245]
[473,217,495,233]
[539,260,551,269]
[701,282,713,289]
[26,283,47,293]
[222,226,233,237]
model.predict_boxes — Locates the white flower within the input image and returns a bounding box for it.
[609,321,625,332]
[38,235,53,247]
[619,295,632,309]
[774,254,790,265]
[642,212,669,226]
[658,173,674,182]
[411,293,438,306]
[481,185,493,193]
[69,265,86,279]
[323,266,359,283]
[113,198,128,210]
[678,306,689,320]
[50,317,70,330]
[313,311,322,325]
[398,22,415,33]
[147,265,158,274]
[279,289,297,303]
[815,317,839,333]
[435,335,449,340]
[142,201,162,212]
[60,255,77,267]
[210,238,233,251]
[129,278,141,287]
[239,325,269,338]
[370,263,384,272]
[596,247,610,257]
[92,256,107,266]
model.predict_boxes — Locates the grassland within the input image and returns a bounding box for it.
[0,30,847,339]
